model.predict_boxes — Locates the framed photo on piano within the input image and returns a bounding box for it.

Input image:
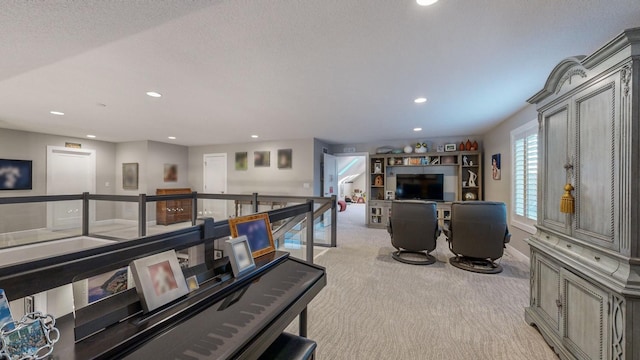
[130,250,189,313]
[228,213,275,259]
[225,235,255,278]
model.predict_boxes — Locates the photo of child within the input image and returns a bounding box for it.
[147,261,178,296]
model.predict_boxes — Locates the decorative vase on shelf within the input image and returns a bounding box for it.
[459,142,465,151]
[471,140,478,151]
[465,139,472,151]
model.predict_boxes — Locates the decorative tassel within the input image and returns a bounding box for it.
[560,183,575,214]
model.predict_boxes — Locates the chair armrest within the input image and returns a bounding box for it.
[504,227,511,244]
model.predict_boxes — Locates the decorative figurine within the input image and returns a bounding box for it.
[468,170,477,187]
[463,156,469,166]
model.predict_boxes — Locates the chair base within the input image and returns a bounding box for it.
[449,256,503,274]
[392,250,436,265]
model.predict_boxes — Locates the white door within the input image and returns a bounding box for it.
[46,146,96,230]
[323,153,338,197]
[203,153,228,221]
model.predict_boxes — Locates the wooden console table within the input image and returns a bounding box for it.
[156,188,192,225]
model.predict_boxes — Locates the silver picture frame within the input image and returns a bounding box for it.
[0,312,59,360]
[225,235,256,278]
[130,250,189,313]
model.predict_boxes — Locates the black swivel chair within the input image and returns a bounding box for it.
[387,200,440,265]
[443,201,511,274]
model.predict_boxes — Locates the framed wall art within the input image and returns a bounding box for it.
[228,213,275,258]
[444,144,457,152]
[235,152,248,171]
[225,235,256,278]
[254,151,270,167]
[0,159,32,190]
[277,149,292,169]
[130,250,189,313]
[164,164,178,182]
[491,153,501,180]
[122,163,138,190]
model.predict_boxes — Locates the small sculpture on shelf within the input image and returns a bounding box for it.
[463,156,469,166]
[415,142,428,153]
[468,170,477,187]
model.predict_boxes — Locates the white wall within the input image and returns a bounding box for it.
[483,104,538,257]
[189,138,315,196]
[114,140,189,220]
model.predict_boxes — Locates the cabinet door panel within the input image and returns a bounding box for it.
[574,82,616,249]
[561,269,609,360]
[535,254,561,332]
[542,105,570,232]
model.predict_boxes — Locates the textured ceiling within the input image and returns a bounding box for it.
[1,0,639,146]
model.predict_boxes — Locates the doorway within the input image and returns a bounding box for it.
[46,146,96,230]
[335,153,368,225]
[203,153,228,221]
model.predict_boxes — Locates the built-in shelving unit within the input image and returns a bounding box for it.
[367,151,482,228]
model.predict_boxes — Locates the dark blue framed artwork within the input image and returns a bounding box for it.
[0,159,33,190]
[228,213,275,259]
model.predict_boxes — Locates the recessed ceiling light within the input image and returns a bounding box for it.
[86,134,96,138]
[168,136,176,140]
[414,127,423,132]
[251,135,259,138]
[50,111,65,116]
[414,97,427,104]
[416,0,438,6]
[146,91,162,98]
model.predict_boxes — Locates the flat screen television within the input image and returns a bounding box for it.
[395,174,444,201]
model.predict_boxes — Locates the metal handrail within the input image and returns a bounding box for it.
[0,192,337,247]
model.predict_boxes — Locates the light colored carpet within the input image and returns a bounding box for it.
[288,203,558,360]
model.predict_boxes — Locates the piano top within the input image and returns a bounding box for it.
[51,253,326,360]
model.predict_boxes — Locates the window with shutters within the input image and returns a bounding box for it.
[511,119,538,233]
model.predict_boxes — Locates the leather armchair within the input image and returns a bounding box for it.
[443,201,511,274]
[387,200,440,265]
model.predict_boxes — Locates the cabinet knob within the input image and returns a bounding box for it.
[556,299,562,308]
[566,244,572,248]
[594,256,600,261]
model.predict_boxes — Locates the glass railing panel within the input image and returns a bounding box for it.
[88,200,139,240]
[279,219,307,261]
[313,208,332,246]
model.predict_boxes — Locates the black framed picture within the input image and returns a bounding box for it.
[0,159,32,190]
[254,151,270,167]
[277,149,292,169]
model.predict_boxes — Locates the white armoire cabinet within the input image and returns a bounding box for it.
[525,28,640,360]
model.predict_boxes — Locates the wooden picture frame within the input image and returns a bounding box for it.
[224,235,256,278]
[130,250,189,313]
[228,213,275,258]
[122,163,138,190]
[0,159,32,190]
